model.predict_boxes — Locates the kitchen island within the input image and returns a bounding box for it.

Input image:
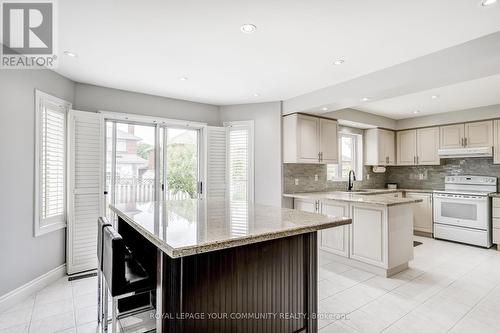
[284,191,422,277]
[109,198,351,333]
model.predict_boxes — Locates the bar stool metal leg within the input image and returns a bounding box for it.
[112,298,118,333]
[97,271,102,324]
[102,281,109,333]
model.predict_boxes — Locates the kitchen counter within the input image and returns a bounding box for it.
[489,193,500,198]
[110,198,351,331]
[283,190,423,206]
[110,198,351,258]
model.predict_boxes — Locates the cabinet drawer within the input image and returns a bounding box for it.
[493,198,500,208]
[494,218,500,229]
[493,228,500,244]
[493,207,500,218]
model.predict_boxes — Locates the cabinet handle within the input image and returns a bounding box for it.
[416,156,419,164]
[465,138,468,147]
[320,152,323,162]
[318,152,321,163]
[461,138,464,147]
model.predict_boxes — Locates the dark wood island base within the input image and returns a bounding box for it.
[157,231,318,333]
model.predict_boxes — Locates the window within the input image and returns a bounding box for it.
[327,132,363,181]
[35,90,71,236]
[225,121,254,202]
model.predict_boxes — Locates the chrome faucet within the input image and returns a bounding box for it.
[348,170,356,191]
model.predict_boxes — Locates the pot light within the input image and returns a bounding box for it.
[179,76,188,81]
[64,51,77,57]
[241,24,257,33]
[431,95,440,99]
[361,97,370,102]
[333,59,345,65]
[321,107,328,111]
[413,110,421,114]
[481,0,497,6]
[253,93,260,97]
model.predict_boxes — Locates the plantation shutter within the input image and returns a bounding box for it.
[67,110,103,274]
[40,101,66,225]
[206,126,227,199]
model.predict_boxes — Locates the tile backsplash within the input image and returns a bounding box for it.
[283,158,500,193]
[283,164,386,193]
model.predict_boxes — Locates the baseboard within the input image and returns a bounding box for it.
[0,264,66,313]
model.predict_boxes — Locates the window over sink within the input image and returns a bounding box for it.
[327,132,363,181]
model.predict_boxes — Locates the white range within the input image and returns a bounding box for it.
[433,175,497,248]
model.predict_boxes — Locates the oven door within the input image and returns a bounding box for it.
[433,193,489,230]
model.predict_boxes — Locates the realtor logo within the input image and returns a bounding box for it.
[1,1,57,69]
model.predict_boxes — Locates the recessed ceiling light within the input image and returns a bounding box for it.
[179,76,188,81]
[333,59,345,65]
[361,97,370,102]
[481,0,497,6]
[413,110,421,114]
[321,107,328,111]
[241,24,257,33]
[64,51,77,57]
[253,93,260,97]
[431,95,440,99]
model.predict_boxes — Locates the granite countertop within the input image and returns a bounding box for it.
[110,198,351,258]
[283,190,423,206]
[490,193,500,198]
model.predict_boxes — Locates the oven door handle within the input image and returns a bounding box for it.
[434,195,487,202]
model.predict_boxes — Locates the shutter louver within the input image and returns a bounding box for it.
[206,127,226,199]
[41,103,66,224]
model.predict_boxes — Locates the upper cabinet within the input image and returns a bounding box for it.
[283,114,338,164]
[397,127,440,166]
[364,129,395,166]
[494,120,500,164]
[440,121,493,149]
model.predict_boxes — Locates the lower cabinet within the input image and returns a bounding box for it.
[294,198,317,213]
[492,198,500,250]
[350,204,388,268]
[319,201,350,258]
[405,192,433,235]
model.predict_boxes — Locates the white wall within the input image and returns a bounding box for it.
[396,104,500,129]
[74,83,220,126]
[0,70,75,296]
[219,102,282,207]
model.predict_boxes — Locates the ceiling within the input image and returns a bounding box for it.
[356,74,500,119]
[56,0,500,106]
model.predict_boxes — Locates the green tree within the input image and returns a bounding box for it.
[136,142,152,160]
[166,143,196,197]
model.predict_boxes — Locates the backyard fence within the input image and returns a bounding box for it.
[111,177,191,203]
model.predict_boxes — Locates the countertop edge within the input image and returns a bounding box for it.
[283,192,423,206]
[110,204,352,258]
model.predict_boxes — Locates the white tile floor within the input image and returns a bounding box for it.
[1,236,500,333]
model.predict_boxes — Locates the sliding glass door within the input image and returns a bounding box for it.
[105,120,201,218]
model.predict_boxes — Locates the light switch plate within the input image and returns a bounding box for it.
[294,178,299,185]
[314,174,318,181]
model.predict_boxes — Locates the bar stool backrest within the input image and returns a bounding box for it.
[102,226,128,297]
[97,217,112,270]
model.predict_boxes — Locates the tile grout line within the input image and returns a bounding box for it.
[380,253,492,333]
[446,276,500,332]
[27,292,37,333]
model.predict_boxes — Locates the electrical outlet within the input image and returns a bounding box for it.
[366,174,370,180]
[314,174,318,181]
[294,178,299,185]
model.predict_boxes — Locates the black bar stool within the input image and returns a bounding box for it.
[97,217,112,326]
[101,224,155,333]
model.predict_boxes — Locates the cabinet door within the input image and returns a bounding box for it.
[417,127,440,165]
[440,124,465,149]
[397,130,417,165]
[294,199,316,213]
[319,118,338,164]
[350,205,387,268]
[320,201,350,257]
[494,120,500,164]
[383,130,396,165]
[297,115,320,163]
[406,193,433,234]
[465,121,493,148]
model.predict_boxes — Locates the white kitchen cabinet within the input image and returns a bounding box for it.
[416,127,440,165]
[494,120,500,164]
[294,198,317,213]
[465,121,493,148]
[440,121,493,149]
[350,204,388,268]
[440,124,465,149]
[319,118,338,163]
[283,114,338,164]
[397,127,440,166]
[364,129,395,166]
[406,192,433,235]
[319,201,350,257]
[397,130,417,165]
[492,198,500,250]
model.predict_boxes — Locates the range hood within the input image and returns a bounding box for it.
[438,146,493,158]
